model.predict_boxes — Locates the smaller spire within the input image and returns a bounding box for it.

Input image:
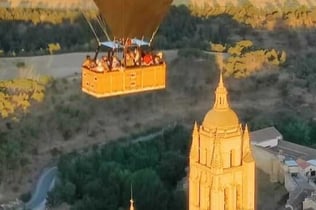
[130,184,135,210]
[243,124,250,157]
[244,124,249,136]
[192,121,199,136]
[190,121,200,162]
[243,124,254,162]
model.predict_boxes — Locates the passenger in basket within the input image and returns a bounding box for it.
[143,52,153,66]
[154,52,163,65]
[154,56,160,65]
[82,55,92,69]
[134,48,141,66]
[125,51,135,67]
[112,56,121,70]
[96,59,104,72]
[101,56,109,71]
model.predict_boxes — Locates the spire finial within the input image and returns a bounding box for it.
[130,184,135,210]
[216,53,225,87]
[212,54,230,109]
[213,69,229,109]
[131,183,133,200]
[219,68,224,87]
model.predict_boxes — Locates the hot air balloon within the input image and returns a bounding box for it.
[81,0,172,98]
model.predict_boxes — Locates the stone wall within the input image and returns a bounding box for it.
[252,145,284,183]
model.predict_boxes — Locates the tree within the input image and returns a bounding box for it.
[275,114,311,145]
[129,169,169,210]
[51,125,191,209]
[168,189,186,210]
[156,151,187,188]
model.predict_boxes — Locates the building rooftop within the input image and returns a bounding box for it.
[285,160,298,167]
[250,126,282,143]
[307,160,316,166]
[202,71,240,129]
[286,178,315,210]
[296,159,311,169]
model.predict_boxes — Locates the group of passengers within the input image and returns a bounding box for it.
[82,48,164,72]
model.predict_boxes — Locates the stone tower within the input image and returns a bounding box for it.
[189,71,255,210]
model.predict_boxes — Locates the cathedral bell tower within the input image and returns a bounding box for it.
[189,70,255,210]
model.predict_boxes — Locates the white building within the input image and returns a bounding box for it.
[251,126,282,147]
[296,159,315,177]
[307,160,316,178]
[284,160,299,175]
[303,191,316,210]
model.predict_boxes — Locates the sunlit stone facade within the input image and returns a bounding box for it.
[189,72,255,210]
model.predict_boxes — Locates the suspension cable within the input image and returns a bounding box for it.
[81,10,100,45]
[81,10,102,61]
[96,15,111,41]
[149,25,160,47]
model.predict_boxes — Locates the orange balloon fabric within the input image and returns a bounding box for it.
[93,0,172,40]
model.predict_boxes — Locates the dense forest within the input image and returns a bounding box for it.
[0,5,232,56]
[46,125,190,210]
[2,4,316,56]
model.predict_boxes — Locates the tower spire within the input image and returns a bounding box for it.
[130,184,135,210]
[213,58,229,110]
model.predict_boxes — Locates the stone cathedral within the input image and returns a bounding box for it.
[188,72,255,210]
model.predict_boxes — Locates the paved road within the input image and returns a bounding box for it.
[25,167,57,210]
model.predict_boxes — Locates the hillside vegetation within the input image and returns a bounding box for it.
[212,40,286,78]
[0,8,97,24]
[0,79,42,117]
[190,2,316,30]
[0,75,50,118]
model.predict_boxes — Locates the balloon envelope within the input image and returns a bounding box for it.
[93,0,172,40]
